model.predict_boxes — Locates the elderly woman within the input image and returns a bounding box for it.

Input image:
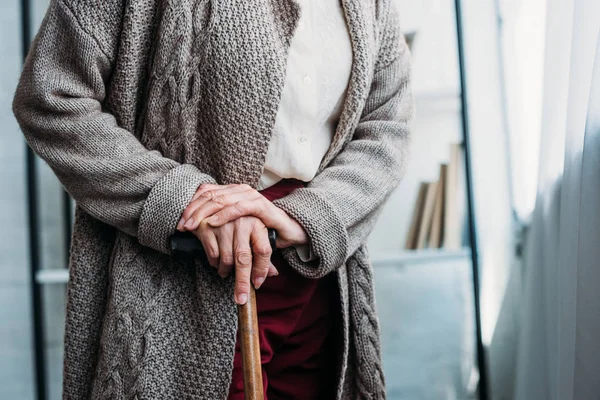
[13,0,413,398]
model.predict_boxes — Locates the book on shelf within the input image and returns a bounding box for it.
[405,182,428,250]
[428,164,447,248]
[415,181,438,249]
[404,31,417,52]
[443,143,465,250]
[404,143,466,251]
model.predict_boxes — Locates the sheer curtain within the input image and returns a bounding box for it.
[514,0,600,398]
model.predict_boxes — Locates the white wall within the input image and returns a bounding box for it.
[498,0,546,221]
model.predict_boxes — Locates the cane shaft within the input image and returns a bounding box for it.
[238,286,264,400]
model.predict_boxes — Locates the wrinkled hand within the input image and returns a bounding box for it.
[178,183,308,249]
[193,216,278,305]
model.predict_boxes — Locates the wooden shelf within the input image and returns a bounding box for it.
[414,89,462,112]
[414,88,461,101]
[371,247,471,267]
[35,248,472,284]
[36,269,68,285]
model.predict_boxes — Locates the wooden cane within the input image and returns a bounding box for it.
[170,229,275,400]
[237,286,263,399]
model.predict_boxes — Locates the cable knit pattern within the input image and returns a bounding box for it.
[12,0,413,398]
[348,246,386,399]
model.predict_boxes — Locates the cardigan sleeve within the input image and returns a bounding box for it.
[272,4,414,278]
[12,0,216,254]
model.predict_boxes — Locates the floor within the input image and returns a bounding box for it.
[375,260,477,400]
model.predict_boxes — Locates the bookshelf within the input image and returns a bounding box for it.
[367,1,473,258]
[366,11,468,255]
[371,247,471,267]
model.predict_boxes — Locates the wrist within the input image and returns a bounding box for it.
[276,216,309,248]
[290,220,309,246]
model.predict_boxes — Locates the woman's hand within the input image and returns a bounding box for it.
[194,216,278,305]
[178,183,309,249]
[178,184,262,231]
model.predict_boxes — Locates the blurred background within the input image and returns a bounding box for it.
[2,0,599,399]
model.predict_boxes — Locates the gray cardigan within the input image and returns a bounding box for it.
[13,0,414,398]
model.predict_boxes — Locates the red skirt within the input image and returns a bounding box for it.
[227,179,339,400]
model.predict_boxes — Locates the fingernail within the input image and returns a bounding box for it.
[271,263,279,276]
[236,293,248,305]
[207,215,218,225]
[177,217,185,230]
[183,217,195,229]
[254,276,265,289]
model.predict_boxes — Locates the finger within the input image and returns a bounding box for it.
[216,224,235,279]
[196,226,219,268]
[191,183,223,202]
[183,190,262,231]
[249,220,272,289]
[181,186,231,230]
[178,189,218,230]
[206,197,275,227]
[180,184,241,230]
[193,183,256,201]
[267,263,279,277]
[233,221,253,305]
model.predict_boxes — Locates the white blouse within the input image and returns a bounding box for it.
[257,0,353,261]
[257,0,353,191]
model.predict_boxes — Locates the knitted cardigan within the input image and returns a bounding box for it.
[13,0,414,398]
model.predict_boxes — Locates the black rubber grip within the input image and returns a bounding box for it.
[170,228,277,260]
